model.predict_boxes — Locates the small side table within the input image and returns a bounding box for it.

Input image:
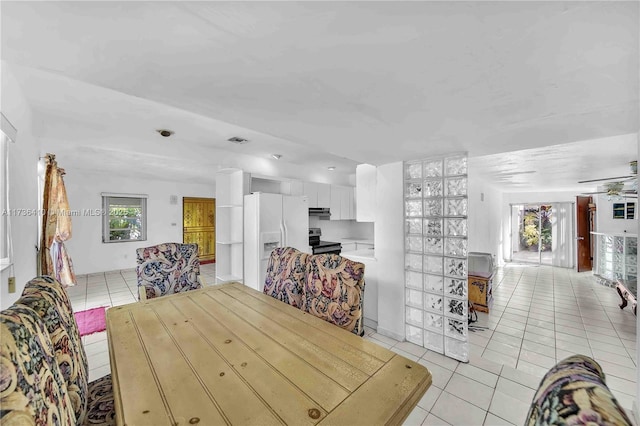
[468,273,494,313]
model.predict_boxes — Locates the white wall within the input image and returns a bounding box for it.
[1,64,41,309]
[63,168,213,274]
[595,194,638,234]
[374,162,404,340]
[468,176,503,263]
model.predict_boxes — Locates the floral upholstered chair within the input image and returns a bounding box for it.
[302,254,366,336]
[526,355,632,426]
[136,243,203,301]
[19,276,116,426]
[263,247,309,308]
[0,304,76,425]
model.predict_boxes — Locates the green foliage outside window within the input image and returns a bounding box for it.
[520,206,552,251]
[103,196,146,243]
[109,206,142,240]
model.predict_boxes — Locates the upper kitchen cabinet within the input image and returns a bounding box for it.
[356,164,376,222]
[250,176,305,196]
[317,183,331,207]
[304,182,318,207]
[304,182,331,208]
[282,180,304,196]
[330,185,341,220]
[330,185,356,220]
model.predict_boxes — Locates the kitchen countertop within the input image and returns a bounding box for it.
[341,248,376,260]
[329,237,375,245]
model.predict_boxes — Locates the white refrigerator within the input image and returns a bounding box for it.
[243,193,309,291]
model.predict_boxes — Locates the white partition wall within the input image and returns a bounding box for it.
[404,154,469,362]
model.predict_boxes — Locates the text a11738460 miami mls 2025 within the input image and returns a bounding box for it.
[1,208,106,216]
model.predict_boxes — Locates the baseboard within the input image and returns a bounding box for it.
[363,317,378,330]
[375,326,404,342]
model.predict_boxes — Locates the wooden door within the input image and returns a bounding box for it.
[183,197,216,263]
[576,196,592,272]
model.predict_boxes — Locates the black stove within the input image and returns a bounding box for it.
[309,228,342,255]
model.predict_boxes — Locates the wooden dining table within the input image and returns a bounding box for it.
[106,282,432,425]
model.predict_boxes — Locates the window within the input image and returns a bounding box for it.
[1,113,17,267]
[102,194,147,243]
[1,133,9,264]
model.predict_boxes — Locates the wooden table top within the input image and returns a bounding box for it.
[106,282,432,426]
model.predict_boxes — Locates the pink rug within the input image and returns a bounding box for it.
[74,307,107,337]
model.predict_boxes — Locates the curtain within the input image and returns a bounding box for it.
[39,154,77,286]
[551,202,575,268]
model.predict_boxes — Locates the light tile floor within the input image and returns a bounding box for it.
[66,263,637,425]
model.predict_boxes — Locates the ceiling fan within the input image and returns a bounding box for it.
[579,161,637,198]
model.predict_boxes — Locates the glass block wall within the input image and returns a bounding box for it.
[594,234,637,284]
[404,154,469,362]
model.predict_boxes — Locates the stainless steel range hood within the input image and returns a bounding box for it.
[309,207,331,219]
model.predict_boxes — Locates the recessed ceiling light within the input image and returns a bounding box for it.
[271,154,282,160]
[327,166,336,171]
[228,136,249,144]
[157,129,174,137]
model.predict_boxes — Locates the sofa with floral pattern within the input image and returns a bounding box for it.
[0,304,76,425]
[263,248,366,336]
[0,276,116,426]
[136,242,203,301]
[526,355,632,426]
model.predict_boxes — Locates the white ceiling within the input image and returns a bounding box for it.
[1,1,638,188]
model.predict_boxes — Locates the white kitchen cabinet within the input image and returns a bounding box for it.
[356,164,376,222]
[340,186,350,220]
[330,185,342,221]
[304,182,319,207]
[329,185,355,220]
[289,181,304,196]
[317,183,331,207]
[351,187,356,219]
[281,180,304,196]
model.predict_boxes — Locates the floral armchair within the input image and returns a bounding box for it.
[263,247,309,308]
[136,243,203,301]
[526,355,632,426]
[302,254,366,336]
[0,304,76,425]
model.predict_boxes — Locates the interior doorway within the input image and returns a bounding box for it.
[183,197,216,264]
[576,196,594,272]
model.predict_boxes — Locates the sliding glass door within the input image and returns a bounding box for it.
[511,204,553,265]
[510,203,575,268]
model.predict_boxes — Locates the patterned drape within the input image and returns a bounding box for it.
[39,154,76,286]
